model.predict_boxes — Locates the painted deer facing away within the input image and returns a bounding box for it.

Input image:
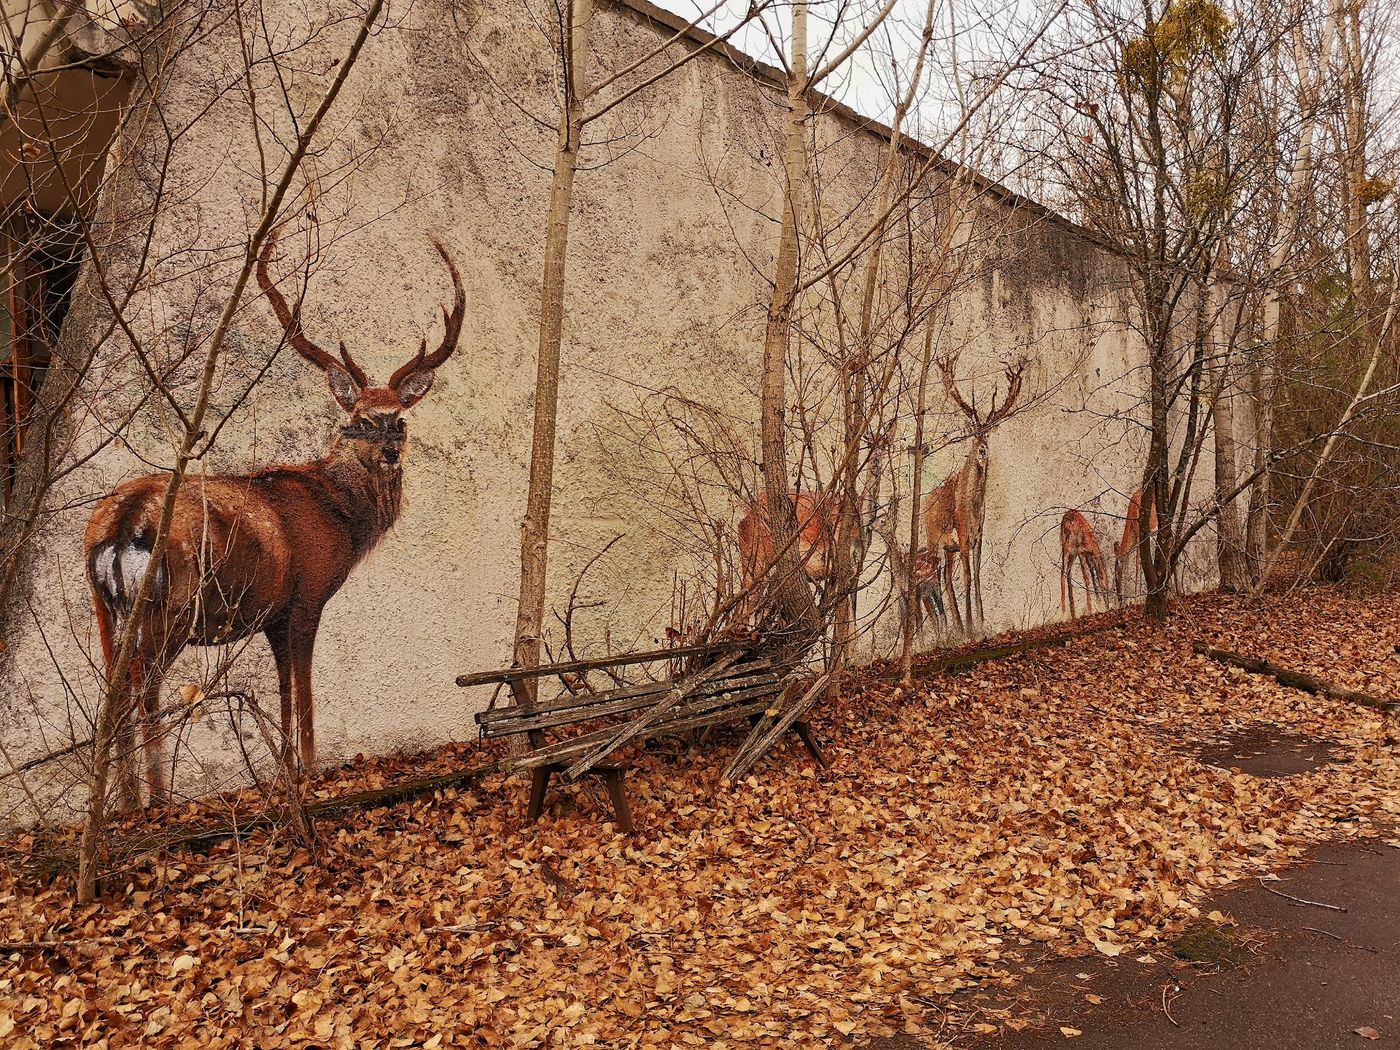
[735,444,887,624]
[1059,509,1109,618]
[85,230,464,806]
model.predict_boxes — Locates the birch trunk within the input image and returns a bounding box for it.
[1246,0,1339,579]
[512,0,592,707]
[758,0,820,654]
[1212,382,1247,591]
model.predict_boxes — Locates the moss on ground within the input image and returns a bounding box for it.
[1172,923,1253,970]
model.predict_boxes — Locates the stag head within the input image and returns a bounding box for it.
[256,228,465,469]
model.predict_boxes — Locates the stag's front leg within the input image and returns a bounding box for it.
[961,547,975,631]
[265,623,295,767]
[942,548,963,635]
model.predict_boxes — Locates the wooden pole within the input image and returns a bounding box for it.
[1193,642,1396,713]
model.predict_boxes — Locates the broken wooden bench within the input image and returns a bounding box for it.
[456,641,830,831]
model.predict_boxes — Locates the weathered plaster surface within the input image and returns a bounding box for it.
[0,0,1237,812]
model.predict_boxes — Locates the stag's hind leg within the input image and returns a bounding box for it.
[91,594,139,811]
[137,652,171,806]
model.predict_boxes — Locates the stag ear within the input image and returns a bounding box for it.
[326,365,360,412]
[395,368,435,408]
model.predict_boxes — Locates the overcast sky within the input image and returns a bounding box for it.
[647,0,1069,193]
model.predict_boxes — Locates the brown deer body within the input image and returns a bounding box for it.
[1059,509,1108,618]
[1113,486,1158,603]
[735,441,887,626]
[736,490,839,622]
[85,230,464,807]
[919,449,982,635]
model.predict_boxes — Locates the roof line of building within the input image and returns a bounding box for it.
[604,0,1116,257]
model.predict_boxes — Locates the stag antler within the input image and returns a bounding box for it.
[981,357,1026,430]
[389,241,465,392]
[256,226,369,389]
[938,354,1027,433]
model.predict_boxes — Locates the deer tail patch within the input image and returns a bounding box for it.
[88,534,165,614]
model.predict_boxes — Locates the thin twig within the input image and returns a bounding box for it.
[1300,927,1378,952]
[1259,880,1348,912]
[1162,984,1179,1027]
[424,920,501,936]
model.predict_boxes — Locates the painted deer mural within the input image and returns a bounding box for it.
[1113,485,1159,603]
[736,490,837,616]
[735,442,887,624]
[908,546,947,633]
[1060,509,1109,618]
[84,229,465,807]
[920,356,1025,633]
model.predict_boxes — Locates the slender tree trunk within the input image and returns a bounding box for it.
[1209,279,1247,591]
[1247,0,1339,579]
[757,1,820,654]
[900,323,937,684]
[512,0,592,706]
[832,5,932,675]
[1212,381,1247,590]
[1142,322,1171,623]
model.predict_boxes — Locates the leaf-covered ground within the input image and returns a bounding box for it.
[2,590,1398,1047]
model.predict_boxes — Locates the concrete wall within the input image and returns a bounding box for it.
[0,0,1234,814]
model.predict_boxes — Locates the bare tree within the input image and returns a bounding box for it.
[480,0,774,708]
[1034,0,1283,619]
[1252,0,1400,589]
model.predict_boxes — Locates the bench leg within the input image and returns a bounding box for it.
[600,767,635,834]
[527,766,552,822]
[794,720,830,769]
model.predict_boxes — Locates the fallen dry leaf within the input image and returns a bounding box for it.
[1354,1027,1381,1040]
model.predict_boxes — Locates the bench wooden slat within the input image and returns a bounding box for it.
[455,639,751,688]
[513,697,777,771]
[510,683,785,767]
[477,671,781,738]
[474,660,775,730]
[563,651,745,780]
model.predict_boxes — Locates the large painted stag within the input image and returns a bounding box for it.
[85,230,464,806]
[921,356,1025,633]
